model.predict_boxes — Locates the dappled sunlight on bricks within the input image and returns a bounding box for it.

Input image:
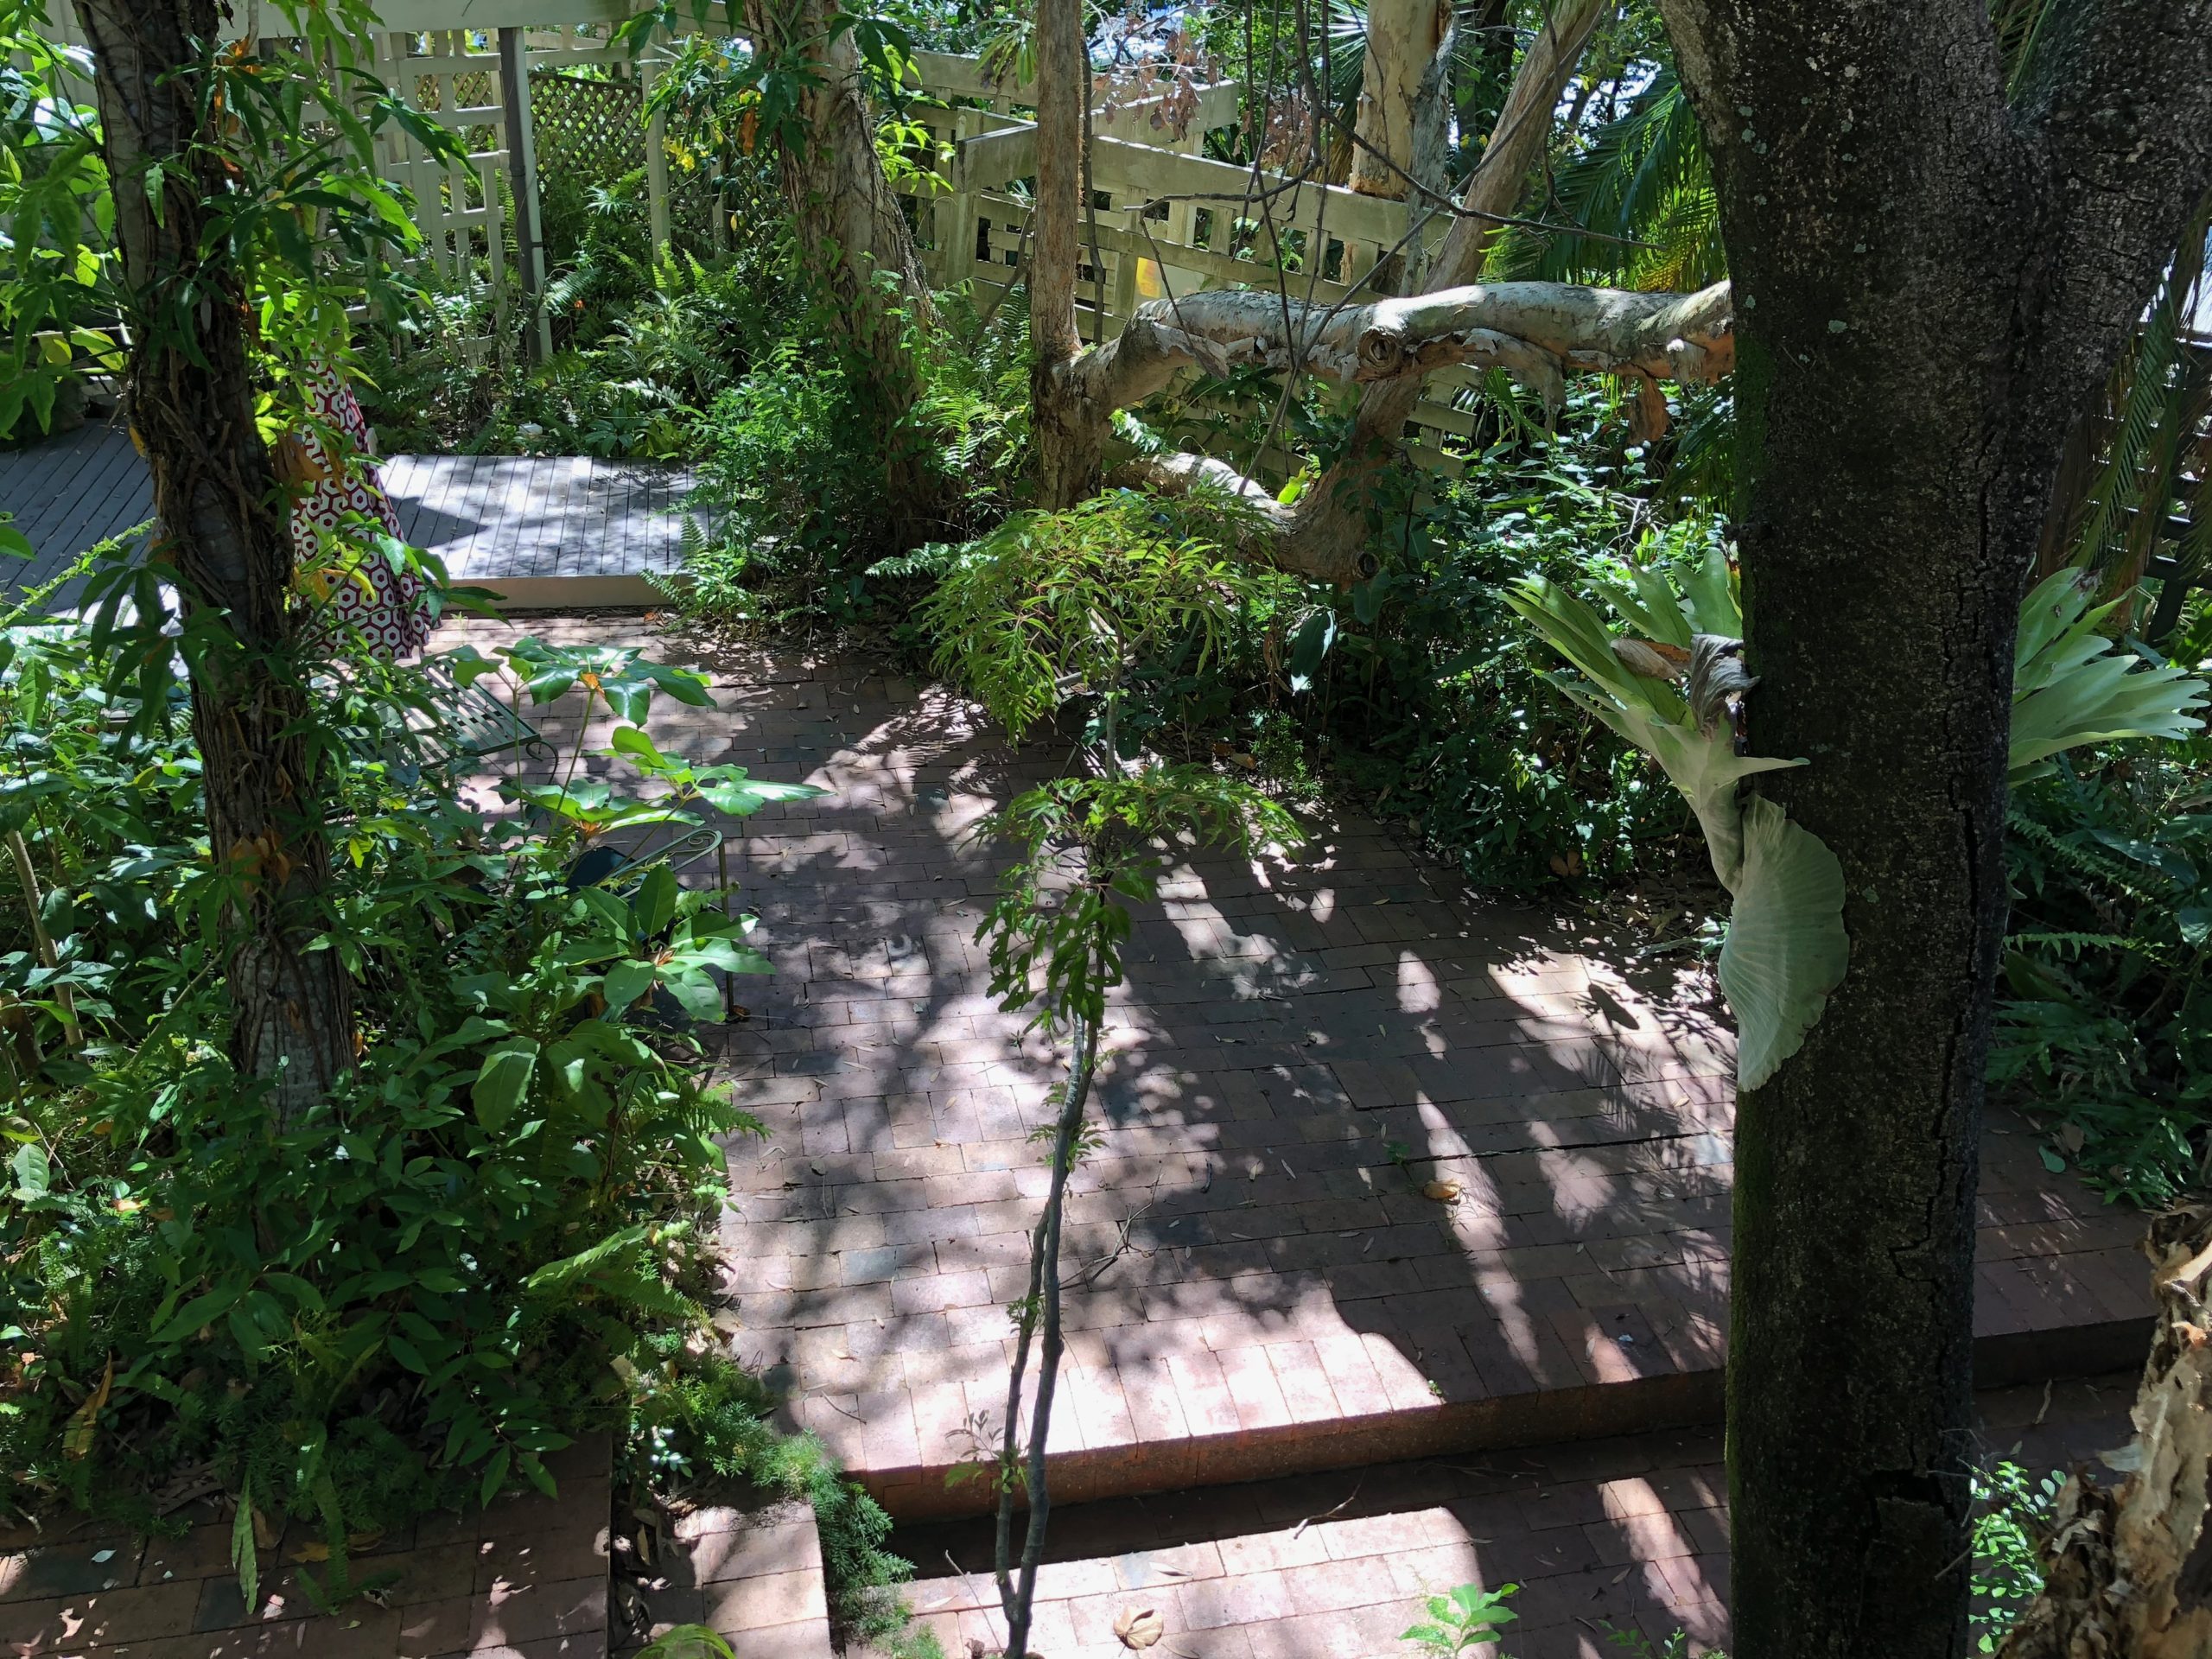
[423,620,2158,1529]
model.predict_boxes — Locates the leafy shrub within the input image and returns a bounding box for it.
[1996,721,2212,1205]
[1281,398,1713,890]
[627,1338,937,1655]
[0,619,805,1569]
[670,281,1031,628]
[1971,1460,2065,1652]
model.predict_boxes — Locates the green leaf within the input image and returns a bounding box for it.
[232,1476,258,1614]
[2040,1146,2068,1173]
[519,1452,557,1499]
[608,724,671,768]
[661,969,725,1021]
[154,1286,243,1344]
[2180,907,2212,947]
[387,1332,429,1374]
[635,863,678,938]
[10,1142,48,1198]
[473,1042,537,1133]
[480,1446,512,1507]
[602,678,651,724]
[682,938,773,976]
[632,1625,738,1659]
[1719,795,1850,1090]
[603,959,656,1009]
[524,665,578,703]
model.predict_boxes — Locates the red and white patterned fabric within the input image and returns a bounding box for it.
[290,364,429,660]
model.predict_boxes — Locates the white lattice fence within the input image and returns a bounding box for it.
[38,0,1505,480]
[371,31,510,300]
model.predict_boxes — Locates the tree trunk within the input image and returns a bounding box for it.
[1347,0,1446,200]
[75,0,353,1116]
[1029,0,1099,510]
[1995,1205,2212,1658]
[741,0,940,524]
[1274,0,1607,580]
[1652,1,2212,1653]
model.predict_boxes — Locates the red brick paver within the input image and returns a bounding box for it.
[611,1490,832,1659]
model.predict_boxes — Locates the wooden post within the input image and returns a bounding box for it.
[498,26,551,361]
[642,60,672,254]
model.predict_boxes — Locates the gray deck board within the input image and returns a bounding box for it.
[2,426,702,608]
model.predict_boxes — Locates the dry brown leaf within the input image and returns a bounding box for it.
[1114,1606,1166,1649]
[63,1354,113,1460]
[1610,637,1682,680]
[1422,1179,1463,1203]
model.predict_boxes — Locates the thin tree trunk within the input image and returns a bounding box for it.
[1347,0,1446,200]
[741,0,940,525]
[1273,0,1607,579]
[1650,1,2212,1652]
[76,0,353,1117]
[1029,0,1099,510]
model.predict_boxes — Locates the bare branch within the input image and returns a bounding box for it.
[1078,278,1734,415]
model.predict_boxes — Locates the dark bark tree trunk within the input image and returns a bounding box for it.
[1650,2,2212,1653]
[741,0,941,527]
[74,0,353,1116]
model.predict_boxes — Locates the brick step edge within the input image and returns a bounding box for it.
[856,1319,2152,1522]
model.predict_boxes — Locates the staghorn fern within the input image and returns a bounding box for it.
[2011,569,2208,783]
[1507,555,2207,1089]
[1505,554,1844,1089]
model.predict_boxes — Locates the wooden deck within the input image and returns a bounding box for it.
[0,419,701,608]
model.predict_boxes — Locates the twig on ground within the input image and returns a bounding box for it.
[1291,1476,1364,1537]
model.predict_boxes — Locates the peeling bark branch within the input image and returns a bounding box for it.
[1092,278,1732,581]
[1086,279,1732,408]
[1997,1205,2212,1659]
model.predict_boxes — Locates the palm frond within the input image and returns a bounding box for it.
[1491,65,1719,289]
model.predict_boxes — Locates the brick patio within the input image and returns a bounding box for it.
[449,617,2153,1522]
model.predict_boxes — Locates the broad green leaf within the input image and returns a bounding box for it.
[608,724,669,766]
[480,1446,512,1507]
[2009,569,2207,781]
[683,937,773,975]
[635,864,678,937]
[10,1142,48,1198]
[473,1042,537,1133]
[232,1478,258,1614]
[603,959,656,1009]
[632,1625,738,1659]
[662,969,725,1021]
[694,772,824,816]
[602,677,651,724]
[1719,795,1851,1090]
[154,1285,243,1344]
